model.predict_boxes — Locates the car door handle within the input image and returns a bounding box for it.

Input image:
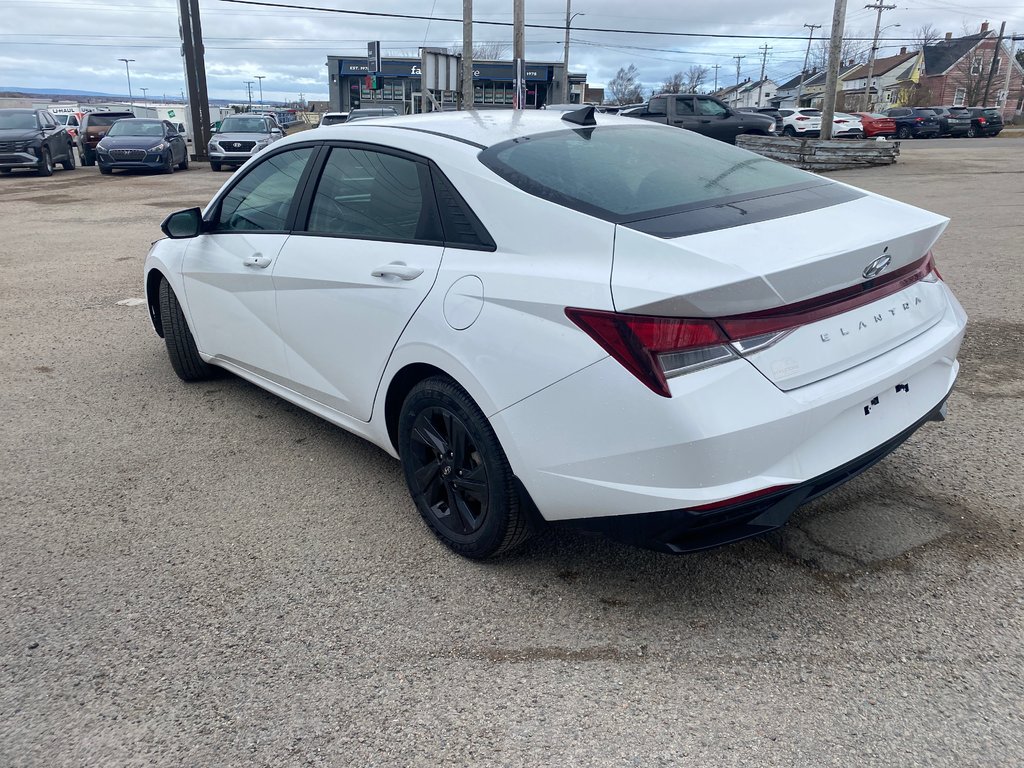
[243,254,273,269]
[371,263,423,280]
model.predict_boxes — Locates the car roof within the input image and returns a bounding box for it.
[300,109,637,150]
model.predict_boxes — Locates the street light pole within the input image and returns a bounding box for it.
[140,87,148,103]
[118,58,135,110]
[561,2,584,105]
[255,75,265,108]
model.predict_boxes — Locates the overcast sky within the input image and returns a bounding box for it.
[1,0,1021,104]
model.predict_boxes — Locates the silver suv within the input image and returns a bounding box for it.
[207,114,283,171]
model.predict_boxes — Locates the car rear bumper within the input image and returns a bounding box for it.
[558,396,950,553]
[491,282,966,536]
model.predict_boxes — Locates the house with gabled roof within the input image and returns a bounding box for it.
[799,62,862,108]
[841,48,921,112]
[918,23,1024,118]
[771,72,811,108]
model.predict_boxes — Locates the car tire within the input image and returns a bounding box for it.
[158,279,219,382]
[82,150,95,167]
[896,126,911,139]
[36,148,53,177]
[162,152,174,174]
[398,376,535,559]
[783,126,796,137]
[61,144,76,171]
[177,152,189,171]
[0,168,10,174]
[210,161,221,172]
[99,164,112,174]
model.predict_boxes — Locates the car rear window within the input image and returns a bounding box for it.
[89,114,130,127]
[479,124,818,221]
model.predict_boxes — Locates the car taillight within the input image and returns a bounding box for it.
[796,116,809,121]
[566,253,941,397]
[564,309,735,397]
[978,117,987,124]
[915,117,924,122]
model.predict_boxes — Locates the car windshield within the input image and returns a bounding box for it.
[219,117,269,133]
[321,114,346,125]
[798,110,822,116]
[107,120,164,137]
[0,111,37,130]
[915,109,937,116]
[480,124,817,221]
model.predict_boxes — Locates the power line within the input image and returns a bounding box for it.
[216,0,976,42]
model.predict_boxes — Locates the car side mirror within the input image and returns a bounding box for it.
[271,128,283,136]
[161,207,204,239]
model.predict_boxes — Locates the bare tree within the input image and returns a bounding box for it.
[684,65,709,92]
[810,33,868,71]
[953,49,991,106]
[914,23,940,48]
[660,71,684,94]
[446,42,512,60]
[607,64,645,104]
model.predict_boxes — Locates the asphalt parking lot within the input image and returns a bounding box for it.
[1,137,1022,766]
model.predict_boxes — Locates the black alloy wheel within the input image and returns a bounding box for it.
[896,126,911,140]
[399,377,534,559]
[36,148,53,177]
[965,125,977,138]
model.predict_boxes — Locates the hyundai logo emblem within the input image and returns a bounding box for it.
[232,142,241,148]
[862,252,892,279]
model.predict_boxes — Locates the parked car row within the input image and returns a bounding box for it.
[319,107,401,126]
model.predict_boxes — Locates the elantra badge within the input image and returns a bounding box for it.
[863,251,892,279]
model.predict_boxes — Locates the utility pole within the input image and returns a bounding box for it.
[255,75,265,108]
[821,0,849,139]
[712,63,721,91]
[513,0,525,109]
[461,0,473,110]
[178,0,212,160]
[561,1,584,105]
[797,23,821,107]
[982,21,1006,106]
[732,56,745,108]
[863,2,897,111]
[756,43,772,106]
[244,80,254,110]
[998,33,1024,111]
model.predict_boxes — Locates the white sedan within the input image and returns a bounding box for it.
[145,107,967,558]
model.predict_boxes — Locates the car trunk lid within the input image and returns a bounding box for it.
[610,188,949,390]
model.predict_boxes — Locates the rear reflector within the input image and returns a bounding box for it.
[567,252,940,397]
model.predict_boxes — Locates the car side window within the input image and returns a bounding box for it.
[696,98,727,117]
[306,147,440,242]
[212,146,315,233]
[647,97,667,117]
[674,97,695,115]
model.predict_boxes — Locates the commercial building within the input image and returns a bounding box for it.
[325,55,586,113]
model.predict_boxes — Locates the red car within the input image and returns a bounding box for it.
[852,112,896,138]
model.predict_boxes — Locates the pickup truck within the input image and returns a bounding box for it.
[622,93,776,144]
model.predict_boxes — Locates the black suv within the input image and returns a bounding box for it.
[77,111,134,166]
[0,108,77,176]
[884,107,941,139]
[928,106,973,137]
[964,107,1003,137]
